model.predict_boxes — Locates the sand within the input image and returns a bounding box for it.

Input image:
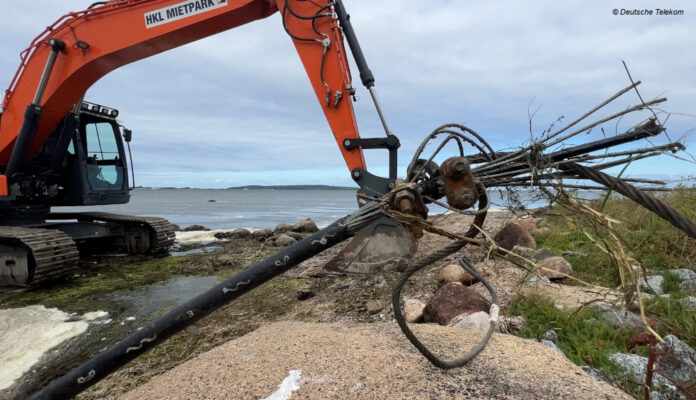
[123,321,631,400]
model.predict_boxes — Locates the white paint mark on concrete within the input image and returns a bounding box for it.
[261,369,302,400]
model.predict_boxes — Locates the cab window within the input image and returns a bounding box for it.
[83,122,124,189]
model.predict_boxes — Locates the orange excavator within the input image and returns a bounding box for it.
[0,0,410,286]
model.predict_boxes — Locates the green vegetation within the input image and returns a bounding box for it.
[509,187,696,398]
[536,186,696,287]
[508,296,634,372]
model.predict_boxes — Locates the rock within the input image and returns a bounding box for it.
[497,315,527,333]
[231,228,251,238]
[366,300,383,315]
[642,275,664,295]
[214,228,252,239]
[538,256,573,280]
[530,227,551,236]
[274,223,293,233]
[680,279,696,293]
[448,311,491,332]
[208,199,216,202]
[609,352,676,392]
[594,305,645,329]
[182,224,210,232]
[514,217,538,232]
[667,268,696,282]
[524,275,550,286]
[649,391,665,400]
[581,366,608,383]
[292,218,319,233]
[213,231,233,239]
[171,224,181,231]
[542,329,558,343]
[275,234,297,247]
[251,228,273,241]
[493,222,536,252]
[423,282,491,325]
[437,264,467,287]
[679,296,696,311]
[284,231,303,240]
[655,335,696,387]
[539,339,566,359]
[403,299,426,323]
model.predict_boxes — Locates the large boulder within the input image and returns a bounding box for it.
[493,222,537,252]
[423,282,491,325]
[123,321,633,400]
[292,218,319,233]
[538,256,573,280]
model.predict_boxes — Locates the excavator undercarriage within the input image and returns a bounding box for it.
[0,212,175,286]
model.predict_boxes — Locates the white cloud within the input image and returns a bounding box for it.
[1,0,694,187]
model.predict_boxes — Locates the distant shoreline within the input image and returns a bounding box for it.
[134,185,356,191]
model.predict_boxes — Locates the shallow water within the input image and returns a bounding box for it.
[170,245,222,257]
[0,275,221,398]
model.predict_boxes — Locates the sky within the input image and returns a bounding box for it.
[1,1,695,188]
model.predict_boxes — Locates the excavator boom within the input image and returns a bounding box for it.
[0,0,366,175]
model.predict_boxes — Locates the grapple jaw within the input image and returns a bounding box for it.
[323,156,478,274]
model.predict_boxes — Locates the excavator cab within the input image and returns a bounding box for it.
[58,102,130,206]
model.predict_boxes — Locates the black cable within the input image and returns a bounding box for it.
[560,162,696,239]
[392,188,500,369]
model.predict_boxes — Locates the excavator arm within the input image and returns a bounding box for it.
[0,0,367,184]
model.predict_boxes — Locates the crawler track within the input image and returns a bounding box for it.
[75,212,176,254]
[0,227,79,286]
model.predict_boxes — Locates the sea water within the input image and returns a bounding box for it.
[54,187,551,230]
